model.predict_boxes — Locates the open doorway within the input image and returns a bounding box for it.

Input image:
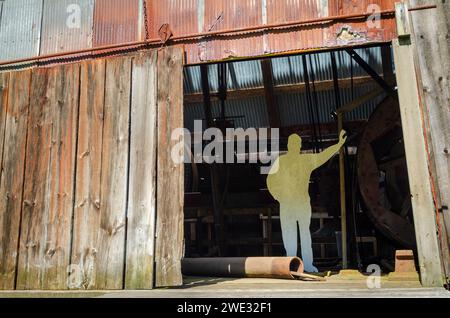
[181,44,416,274]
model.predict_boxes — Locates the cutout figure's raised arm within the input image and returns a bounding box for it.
[311,130,347,169]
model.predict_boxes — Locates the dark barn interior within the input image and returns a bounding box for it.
[182,44,414,273]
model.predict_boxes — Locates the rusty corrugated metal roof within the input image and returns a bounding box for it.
[146,0,397,64]
[147,0,199,63]
[266,0,329,54]
[328,0,397,47]
[184,47,386,130]
[40,0,94,55]
[201,0,264,61]
[93,0,141,47]
[0,0,399,66]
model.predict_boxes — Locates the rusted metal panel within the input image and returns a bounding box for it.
[93,0,141,47]
[201,0,264,62]
[147,0,199,64]
[40,0,94,55]
[266,0,396,56]
[266,0,329,54]
[0,0,43,61]
[148,0,198,37]
[0,0,399,65]
[328,0,397,47]
[145,0,397,64]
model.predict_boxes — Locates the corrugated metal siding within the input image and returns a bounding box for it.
[0,2,3,29]
[147,0,199,64]
[185,96,269,131]
[271,47,382,85]
[39,0,94,55]
[212,96,269,129]
[185,82,383,131]
[184,47,383,92]
[0,0,397,65]
[266,0,329,54]
[148,0,198,37]
[145,0,397,64]
[278,83,385,127]
[202,0,264,62]
[184,47,385,130]
[183,59,264,95]
[328,0,397,47]
[0,0,43,61]
[93,0,141,47]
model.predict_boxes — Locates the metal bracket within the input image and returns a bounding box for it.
[345,48,395,95]
[158,24,173,44]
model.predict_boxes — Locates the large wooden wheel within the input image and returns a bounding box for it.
[358,95,416,247]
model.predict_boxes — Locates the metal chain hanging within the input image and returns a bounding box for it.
[143,0,150,41]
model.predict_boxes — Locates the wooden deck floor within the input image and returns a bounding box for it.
[1,274,449,298]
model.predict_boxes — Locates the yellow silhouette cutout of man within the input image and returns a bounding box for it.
[267,131,347,272]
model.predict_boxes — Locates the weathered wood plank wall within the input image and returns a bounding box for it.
[17,65,80,290]
[125,51,158,290]
[0,73,10,289]
[0,71,29,289]
[71,60,106,290]
[155,47,184,288]
[0,47,184,290]
[95,56,132,290]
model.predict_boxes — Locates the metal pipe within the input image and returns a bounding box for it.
[331,51,347,269]
[338,114,348,270]
[200,65,225,255]
[0,5,436,68]
[182,257,304,279]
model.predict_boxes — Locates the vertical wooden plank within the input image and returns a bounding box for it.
[70,60,106,290]
[17,68,54,290]
[17,64,80,290]
[0,73,9,182]
[125,51,157,289]
[155,46,184,287]
[95,56,131,290]
[409,0,450,281]
[45,63,79,290]
[393,39,444,287]
[0,71,30,290]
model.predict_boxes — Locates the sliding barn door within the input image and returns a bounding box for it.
[0,47,184,290]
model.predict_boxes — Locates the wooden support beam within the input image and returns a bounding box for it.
[337,87,384,114]
[393,38,444,287]
[261,59,281,128]
[184,76,377,104]
[408,0,450,283]
[381,45,394,84]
